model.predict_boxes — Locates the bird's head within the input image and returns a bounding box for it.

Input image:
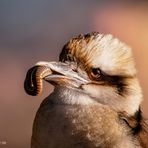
[24,32,143,115]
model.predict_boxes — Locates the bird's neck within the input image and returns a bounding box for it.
[49,86,98,105]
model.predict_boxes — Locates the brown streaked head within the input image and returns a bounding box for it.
[24,32,143,115]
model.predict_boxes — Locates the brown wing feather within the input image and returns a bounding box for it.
[137,119,148,148]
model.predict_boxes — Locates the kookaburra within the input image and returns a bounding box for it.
[24,32,148,148]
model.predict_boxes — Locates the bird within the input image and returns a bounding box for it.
[24,32,148,148]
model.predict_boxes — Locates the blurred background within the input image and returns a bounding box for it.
[0,0,148,147]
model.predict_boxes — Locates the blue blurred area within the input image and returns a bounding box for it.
[1,0,146,55]
[0,1,96,54]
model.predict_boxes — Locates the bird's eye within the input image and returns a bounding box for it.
[90,68,101,79]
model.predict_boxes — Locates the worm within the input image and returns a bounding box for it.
[24,65,51,96]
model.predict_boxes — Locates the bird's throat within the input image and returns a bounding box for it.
[49,86,98,106]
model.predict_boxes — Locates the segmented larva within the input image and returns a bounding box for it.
[24,66,51,96]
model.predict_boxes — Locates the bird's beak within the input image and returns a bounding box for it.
[36,61,89,88]
[24,61,89,96]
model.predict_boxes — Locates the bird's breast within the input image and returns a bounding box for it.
[31,87,139,148]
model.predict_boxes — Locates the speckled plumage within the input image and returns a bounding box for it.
[31,87,140,148]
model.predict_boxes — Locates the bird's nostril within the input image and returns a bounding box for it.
[72,68,78,72]
[69,62,78,72]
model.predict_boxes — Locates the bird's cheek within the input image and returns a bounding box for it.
[81,84,101,98]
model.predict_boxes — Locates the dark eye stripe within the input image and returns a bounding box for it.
[103,75,127,96]
[89,68,130,96]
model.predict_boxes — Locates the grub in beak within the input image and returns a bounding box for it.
[24,61,89,96]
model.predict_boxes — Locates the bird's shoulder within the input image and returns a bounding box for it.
[137,118,148,147]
